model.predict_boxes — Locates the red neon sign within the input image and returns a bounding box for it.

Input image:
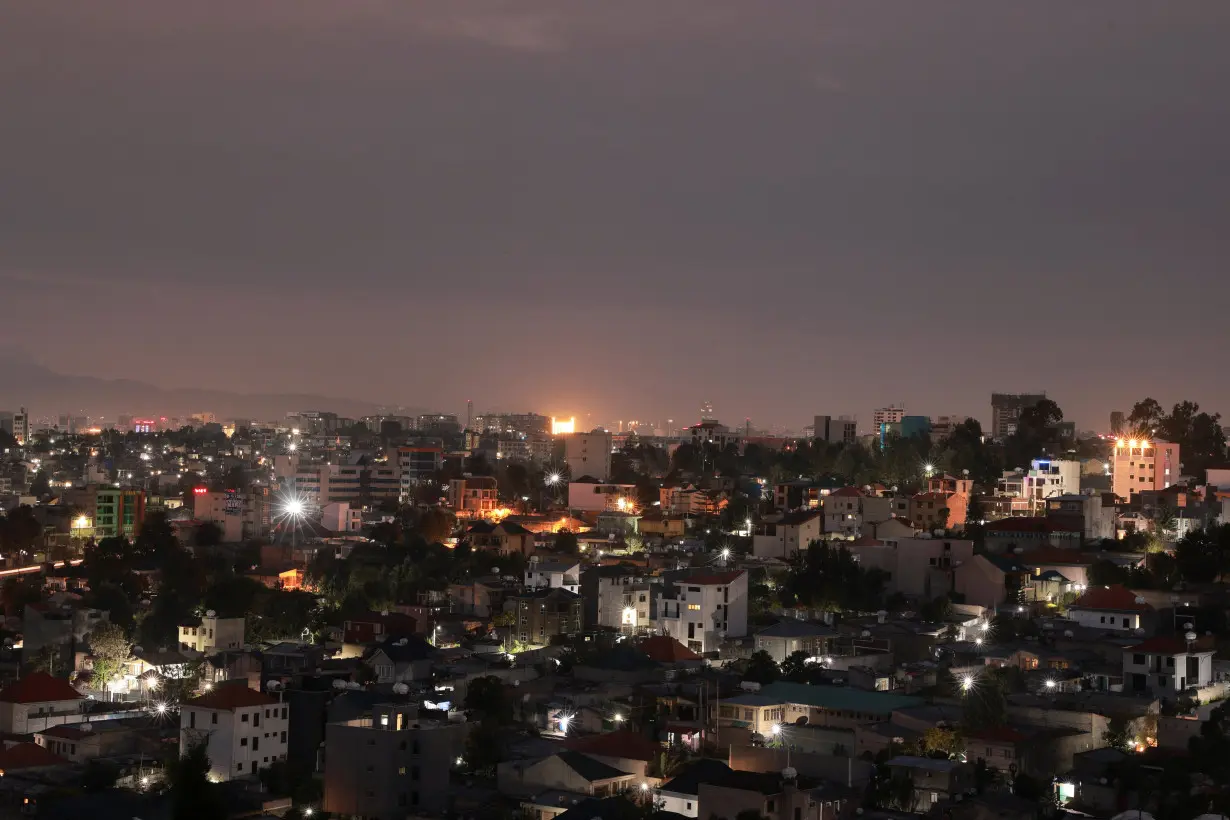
[193,487,208,495]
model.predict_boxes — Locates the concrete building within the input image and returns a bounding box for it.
[1067,585,1151,632]
[813,415,857,445]
[564,432,613,481]
[656,570,747,654]
[0,673,86,735]
[525,558,581,594]
[1111,438,1181,501]
[192,490,270,542]
[1045,493,1117,542]
[597,575,656,633]
[847,536,975,600]
[872,406,905,428]
[178,613,245,654]
[508,588,584,646]
[822,487,866,539]
[991,393,1047,439]
[23,603,108,666]
[1123,636,1214,696]
[180,684,288,782]
[448,476,499,516]
[321,501,363,533]
[698,769,849,820]
[94,488,145,538]
[323,704,469,819]
[395,444,444,495]
[1024,458,1081,505]
[0,408,28,445]
[566,480,636,513]
[752,511,822,559]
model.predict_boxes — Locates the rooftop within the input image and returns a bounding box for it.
[555,750,633,783]
[638,636,702,663]
[185,682,278,711]
[0,672,84,705]
[0,742,68,771]
[562,730,663,762]
[1070,585,1153,613]
[759,681,923,713]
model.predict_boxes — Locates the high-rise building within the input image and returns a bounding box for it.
[872,405,905,428]
[564,431,612,481]
[1111,438,1181,500]
[813,415,857,445]
[990,393,1047,439]
[95,489,146,539]
[700,400,715,422]
[0,408,27,444]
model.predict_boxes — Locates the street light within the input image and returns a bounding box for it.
[961,675,974,692]
[1045,679,1056,690]
[771,723,782,735]
[559,714,572,734]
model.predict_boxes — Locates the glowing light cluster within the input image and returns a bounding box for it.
[551,417,576,435]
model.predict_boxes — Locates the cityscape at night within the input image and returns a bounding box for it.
[2,2,1230,819]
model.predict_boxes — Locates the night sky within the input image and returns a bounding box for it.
[3,2,1229,430]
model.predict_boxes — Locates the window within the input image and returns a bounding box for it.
[282,707,288,720]
[241,738,248,747]
[687,804,693,811]
[254,712,261,728]
[253,737,260,751]
[190,712,196,729]
[399,767,407,775]
[766,800,776,813]
[281,731,287,743]
[931,792,939,804]
[242,713,249,723]
[1133,654,1145,665]
[412,766,420,780]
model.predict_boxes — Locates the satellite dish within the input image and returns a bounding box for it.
[1134,597,1146,604]
[266,680,281,692]
[1063,630,1074,638]
[332,679,346,690]
[1184,623,1194,630]
[492,567,500,574]
[1134,627,1145,635]
[781,767,797,780]
[205,610,216,618]
[392,682,409,695]
[133,645,144,654]
[1185,632,1198,642]
[861,630,871,637]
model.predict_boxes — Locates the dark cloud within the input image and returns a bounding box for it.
[2,1,1229,428]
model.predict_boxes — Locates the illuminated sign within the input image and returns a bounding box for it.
[193,486,208,495]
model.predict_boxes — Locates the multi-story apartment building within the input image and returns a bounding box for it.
[396,444,444,496]
[1023,458,1081,505]
[291,463,400,509]
[564,432,612,481]
[94,489,145,539]
[0,408,28,445]
[1123,636,1214,696]
[323,704,469,819]
[177,612,245,654]
[192,490,271,542]
[872,406,905,428]
[508,588,583,646]
[566,480,636,513]
[990,393,1046,439]
[752,512,822,559]
[180,684,288,782]
[448,476,498,516]
[1111,438,1181,501]
[656,570,747,654]
[812,416,857,445]
[597,575,657,633]
[472,413,550,438]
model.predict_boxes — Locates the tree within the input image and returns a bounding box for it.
[464,718,508,774]
[780,650,812,682]
[1175,523,1230,584]
[1128,398,1165,436]
[921,726,964,759]
[961,671,1008,731]
[27,644,62,676]
[28,470,51,499]
[194,521,223,548]
[167,740,227,820]
[465,675,512,723]
[554,531,579,555]
[417,507,456,543]
[1104,716,1132,750]
[87,621,132,689]
[742,650,780,685]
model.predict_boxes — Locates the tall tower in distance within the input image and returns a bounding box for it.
[700,400,715,422]
[466,399,473,432]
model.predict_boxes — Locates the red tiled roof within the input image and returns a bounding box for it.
[0,742,68,771]
[684,570,745,586]
[563,730,663,762]
[1071,585,1152,613]
[850,536,886,547]
[185,683,277,711]
[1128,636,1211,654]
[638,636,701,663]
[0,673,84,705]
[828,487,865,498]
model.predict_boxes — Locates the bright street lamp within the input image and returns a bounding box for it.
[961,675,974,692]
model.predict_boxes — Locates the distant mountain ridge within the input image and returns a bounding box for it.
[0,357,408,421]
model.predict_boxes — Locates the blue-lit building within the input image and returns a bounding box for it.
[879,415,932,447]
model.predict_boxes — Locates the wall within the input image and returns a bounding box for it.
[727,745,873,786]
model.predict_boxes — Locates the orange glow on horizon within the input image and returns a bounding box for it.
[551,417,576,435]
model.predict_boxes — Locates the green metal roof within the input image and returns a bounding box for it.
[759,681,923,713]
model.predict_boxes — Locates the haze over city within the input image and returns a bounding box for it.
[4,2,1230,429]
